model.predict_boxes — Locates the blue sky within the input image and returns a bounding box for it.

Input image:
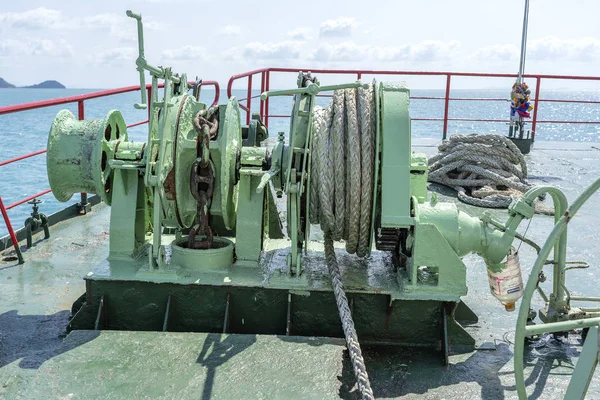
[0,0,599,89]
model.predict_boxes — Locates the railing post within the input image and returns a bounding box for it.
[442,74,451,140]
[246,75,253,125]
[0,196,24,264]
[265,70,270,127]
[77,100,84,120]
[260,71,265,121]
[77,100,90,214]
[531,76,541,140]
[357,72,362,80]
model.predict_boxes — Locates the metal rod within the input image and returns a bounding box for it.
[94,296,105,330]
[222,293,230,333]
[259,71,265,119]
[77,100,84,120]
[524,317,600,336]
[265,71,270,126]
[6,189,52,210]
[286,293,292,336]
[127,119,150,128]
[571,296,600,302]
[0,196,24,264]
[77,87,88,217]
[162,295,172,332]
[0,150,47,167]
[531,77,541,138]
[0,81,219,115]
[442,74,451,140]
[247,74,253,125]
[517,0,530,84]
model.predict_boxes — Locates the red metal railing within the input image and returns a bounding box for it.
[0,80,219,262]
[227,68,600,138]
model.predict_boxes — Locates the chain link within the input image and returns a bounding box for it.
[188,107,218,249]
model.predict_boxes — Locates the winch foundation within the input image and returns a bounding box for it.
[69,241,478,353]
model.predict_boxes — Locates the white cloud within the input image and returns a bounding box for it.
[287,28,312,41]
[319,17,356,38]
[472,44,519,61]
[242,41,303,60]
[0,8,65,30]
[96,47,137,66]
[0,39,73,57]
[218,25,242,37]
[529,36,600,61]
[313,40,460,62]
[473,37,600,62]
[162,46,207,60]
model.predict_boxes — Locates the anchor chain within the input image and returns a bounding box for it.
[188,107,218,249]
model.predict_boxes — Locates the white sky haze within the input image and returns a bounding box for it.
[0,0,599,89]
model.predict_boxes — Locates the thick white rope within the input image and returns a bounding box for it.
[428,134,554,215]
[310,84,376,400]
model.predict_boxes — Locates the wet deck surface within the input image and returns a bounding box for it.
[1,139,599,399]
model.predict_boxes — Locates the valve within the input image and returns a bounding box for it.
[24,198,49,248]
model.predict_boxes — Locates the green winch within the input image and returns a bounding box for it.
[43,10,600,400]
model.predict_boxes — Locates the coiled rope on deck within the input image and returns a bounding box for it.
[310,84,376,400]
[428,134,553,215]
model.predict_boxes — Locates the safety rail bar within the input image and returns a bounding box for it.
[227,67,600,138]
[0,80,219,263]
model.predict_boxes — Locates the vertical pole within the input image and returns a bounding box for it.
[246,75,253,125]
[531,77,541,140]
[357,72,362,80]
[259,71,265,121]
[442,74,451,140]
[77,100,84,120]
[77,101,88,209]
[265,71,271,127]
[0,196,24,264]
[147,85,152,119]
[517,0,530,84]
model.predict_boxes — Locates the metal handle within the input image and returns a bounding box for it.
[126,10,148,109]
[260,81,369,101]
[256,168,280,193]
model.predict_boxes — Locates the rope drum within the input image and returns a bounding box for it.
[310,83,377,400]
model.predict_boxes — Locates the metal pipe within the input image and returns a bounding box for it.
[514,177,600,399]
[7,189,52,210]
[247,74,252,125]
[259,71,265,119]
[0,150,46,167]
[228,66,600,81]
[126,119,150,128]
[0,196,24,264]
[0,81,219,115]
[571,296,600,302]
[521,186,569,303]
[265,70,271,127]
[443,75,451,140]
[524,316,600,336]
[517,0,530,84]
[531,77,541,138]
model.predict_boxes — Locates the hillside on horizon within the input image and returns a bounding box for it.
[0,78,65,89]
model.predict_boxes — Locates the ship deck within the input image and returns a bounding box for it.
[1,139,599,399]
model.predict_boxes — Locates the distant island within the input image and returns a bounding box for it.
[0,77,65,89]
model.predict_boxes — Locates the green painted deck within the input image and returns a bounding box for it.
[1,139,599,399]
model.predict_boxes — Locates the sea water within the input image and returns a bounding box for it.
[1,87,599,236]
